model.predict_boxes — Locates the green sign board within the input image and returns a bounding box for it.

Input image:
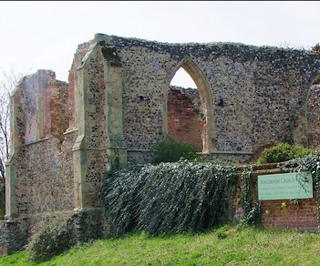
[258,172,313,200]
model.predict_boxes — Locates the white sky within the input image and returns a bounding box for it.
[1,1,320,88]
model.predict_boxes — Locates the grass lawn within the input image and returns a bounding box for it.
[1,224,320,265]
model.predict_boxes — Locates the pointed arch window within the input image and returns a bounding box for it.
[166,58,215,153]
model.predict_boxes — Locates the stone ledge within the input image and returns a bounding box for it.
[207,151,253,156]
[127,149,253,155]
[63,128,79,135]
[9,210,74,221]
[24,137,49,146]
[127,149,153,152]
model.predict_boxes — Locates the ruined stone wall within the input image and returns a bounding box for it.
[117,45,170,150]
[77,45,111,207]
[21,70,54,143]
[67,42,92,130]
[15,134,77,216]
[95,34,320,158]
[3,34,320,254]
[7,70,77,219]
[7,34,320,217]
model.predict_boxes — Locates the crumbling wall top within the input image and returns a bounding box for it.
[93,33,320,65]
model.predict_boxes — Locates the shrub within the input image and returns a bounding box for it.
[312,43,320,53]
[28,218,75,262]
[257,142,314,164]
[152,136,199,164]
[101,160,238,236]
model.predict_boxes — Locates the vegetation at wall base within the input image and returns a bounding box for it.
[257,142,314,164]
[25,152,320,263]
[27,217,76,262]
[101,165,145,236]
[4,225,320,265]
[101,159,238,236]
[240,166,261,226]
[152,136,200,164]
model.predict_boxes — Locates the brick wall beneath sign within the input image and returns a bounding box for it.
[234,165,319,231]
[261,198,318,230]
[258,174,318,230]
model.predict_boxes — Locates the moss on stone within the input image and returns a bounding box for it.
[98,41,121,66]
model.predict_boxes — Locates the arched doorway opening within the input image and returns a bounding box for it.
[165,58,215,153]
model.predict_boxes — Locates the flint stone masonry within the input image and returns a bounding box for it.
[2,33,320,254]
[67,34,320,158]
[91,34,320,156]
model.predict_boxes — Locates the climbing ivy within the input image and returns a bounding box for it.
[101,159,238,236]
[240,166,262,226]
[239,152,320,226]
[282,152,320,221]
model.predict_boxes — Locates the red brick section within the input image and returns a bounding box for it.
[261,198,318,230]
[0,247,8,256]
[233,164,320,231]
[42,81,69,141]
[167,89,204,151]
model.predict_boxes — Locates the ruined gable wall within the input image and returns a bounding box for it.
[100,34,320,159]
[11,70,77,218]
[22,70,56,142]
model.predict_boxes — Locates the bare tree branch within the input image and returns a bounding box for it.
[0,71,23,185]
[0,157,4,184]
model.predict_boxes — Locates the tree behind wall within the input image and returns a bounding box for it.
[0,71,22,219]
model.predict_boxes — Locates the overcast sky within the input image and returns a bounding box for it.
[1,1,320,88]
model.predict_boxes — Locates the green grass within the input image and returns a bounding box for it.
[2,225,320,265]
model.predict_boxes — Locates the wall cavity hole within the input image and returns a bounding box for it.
[217,98,224,107]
